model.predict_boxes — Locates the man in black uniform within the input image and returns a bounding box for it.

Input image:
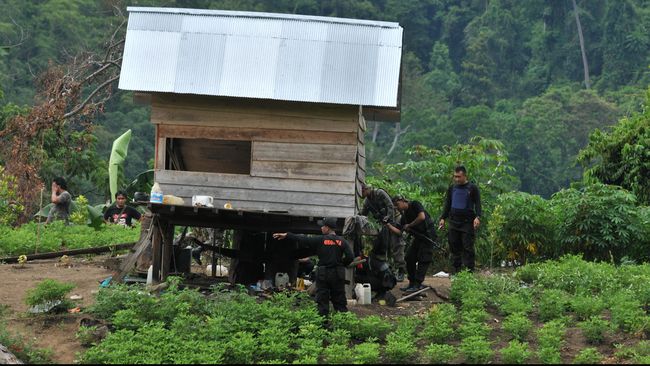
[360,184,406,281]
[273,217,354,317]
[439,165,482,273]
[385,195,437,292]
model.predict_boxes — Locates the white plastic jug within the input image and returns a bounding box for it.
[205,264,229,277]
[150,182,163,204]
[362,283,372,304]
[146,265,153,285]
[275,272,289,288]
[355,283,367,305]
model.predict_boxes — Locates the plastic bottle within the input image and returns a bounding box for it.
[362,283,371,304]
[146,265,153,285]
[150,182,163,204]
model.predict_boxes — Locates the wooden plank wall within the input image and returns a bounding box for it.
[150,94,360,218]
[356,108,367,213]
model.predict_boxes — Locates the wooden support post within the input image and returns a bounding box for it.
[151,216,162,284]
[211,229,217,277]
[161,221,173,280]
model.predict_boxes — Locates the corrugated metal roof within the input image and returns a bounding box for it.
[119,7,402,108]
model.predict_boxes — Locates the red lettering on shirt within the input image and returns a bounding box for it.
[323,239,342,246]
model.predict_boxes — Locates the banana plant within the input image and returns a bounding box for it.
[108,129,132,203]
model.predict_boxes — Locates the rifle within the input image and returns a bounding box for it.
[382,217,446,253]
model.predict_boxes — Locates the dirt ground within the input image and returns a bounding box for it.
[0,255,114,364]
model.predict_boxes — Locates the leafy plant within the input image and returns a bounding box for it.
[496,291,534,316]
[353,340,380,364]
[384,330,416,363]
[538,289,569,321]
[503,312,532,341]
[323,344,354,364]
[537,346,562,364]
[550,184,648,262]
[570,294,605,320]
[24,279,75,309]
[489,191,556,262]
[500,340,531,364]
[422,303,457,343]
[579,316,610,344]
[573,347,602,364]
[609,291,648,333]
[460,335,493,364]
[458,321,491,339]
[537,319,567,350]
[424,343,456,363]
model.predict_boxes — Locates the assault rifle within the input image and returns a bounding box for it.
[381,217,446,253]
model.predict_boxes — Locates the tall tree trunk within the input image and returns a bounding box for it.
[372,121,380,144]
[387,123,410,156]
[572,0,591,89]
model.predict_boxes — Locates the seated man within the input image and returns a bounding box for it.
[103,190,142,227]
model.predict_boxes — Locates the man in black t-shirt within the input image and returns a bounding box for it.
[274,217,354,317]
[385,195,437,292]
[103,190,142,227]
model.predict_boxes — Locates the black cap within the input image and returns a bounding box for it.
[392,194,406,203]
[317,217,338,229]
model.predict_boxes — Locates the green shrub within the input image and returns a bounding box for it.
[609,291,649,333]
[614,340,650,363]
[460,335,493,364]
[538,289,569,321]
[503,312,532,341]
[573,347,602,364]
[330,312,392,341]
[459,321,491,338]
[24,279,75,309]
[551,184,647,262]
[384,331,416,363]
[489,191,556,263]
[495,291,534,315]
[500,340,531,364]
[424,343,456,363]
[450,270,481,303]
[327,329,351,345]
[537,346,561,364]
[323,344,355,364]
[570,294,605,320]
[579,316,610,344]
[422,303,457,343]
[537,319,566,349]
[353,341,380,364]
[462,308,490,323]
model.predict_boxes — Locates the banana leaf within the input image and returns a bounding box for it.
[108,129,132,203]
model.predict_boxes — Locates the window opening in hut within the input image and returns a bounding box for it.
[166,138,251,175]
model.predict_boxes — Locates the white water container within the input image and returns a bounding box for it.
[275,272,289,288]
[205,265,229,277]
[362,283,371,304]
[355,283,371,305]
[146,265,153,285]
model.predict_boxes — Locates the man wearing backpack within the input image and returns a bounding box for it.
[439,166,482,273]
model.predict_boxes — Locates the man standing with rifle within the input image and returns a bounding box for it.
[385,195,438,292]
[360,183,407,282]
[439,165,482,273]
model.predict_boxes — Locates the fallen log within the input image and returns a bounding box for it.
[0,242,136,264]
[0,343,23,364]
